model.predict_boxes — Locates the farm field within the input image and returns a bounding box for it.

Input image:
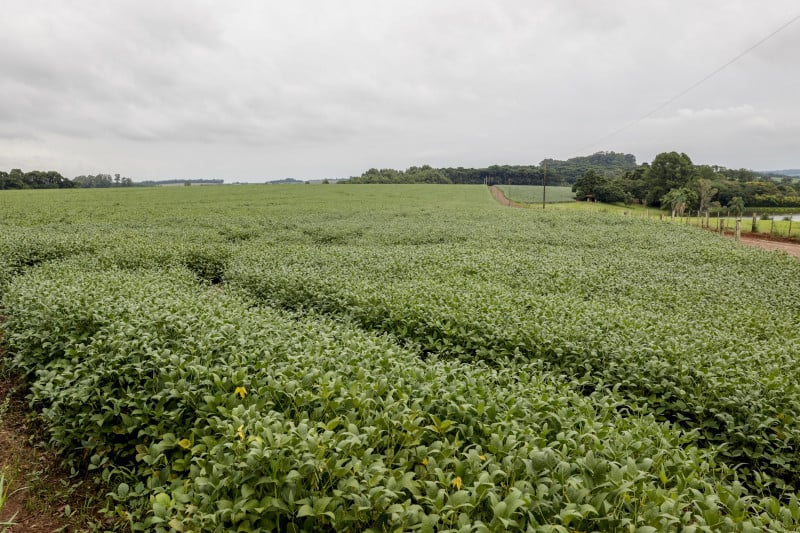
[2,184,800,531]
[498,185,800,241]
[494,185,576,204]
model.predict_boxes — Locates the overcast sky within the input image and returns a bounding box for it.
[2,1,798,181]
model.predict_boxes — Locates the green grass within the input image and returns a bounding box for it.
[648,212,800,239]
[0,474,15,532]
[548,200,644,214]
[548,202,800,239]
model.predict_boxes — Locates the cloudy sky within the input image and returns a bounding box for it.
[2,1,798,181]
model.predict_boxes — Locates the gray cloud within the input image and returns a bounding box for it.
[1,0,798,179]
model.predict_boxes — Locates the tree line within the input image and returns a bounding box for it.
[572,151,800,211]
[5,152,798,212]
[0,169,224,190]
[0,169,77,189]
[346,151,800,210]
[346,152,637,186]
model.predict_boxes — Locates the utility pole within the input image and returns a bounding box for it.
[542,161,547,210]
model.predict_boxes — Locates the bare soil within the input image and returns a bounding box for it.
[488,186,526,208]
[736,233,800,257]
[0,374,113,532]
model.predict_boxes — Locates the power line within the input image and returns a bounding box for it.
[579,12,800,153]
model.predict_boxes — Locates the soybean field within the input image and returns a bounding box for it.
[1,184,800,532]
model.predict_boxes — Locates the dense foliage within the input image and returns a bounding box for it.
[602,153,800,210]
[0,169,224,189]
[347,151,800,212]
[540,152,637,184]
[0,168,76,189]
[347,152,638,187]
[225,216,800,492]
[1,185,800,531]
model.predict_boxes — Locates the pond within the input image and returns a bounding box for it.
[764,214,800,221]
[716,213,800,221]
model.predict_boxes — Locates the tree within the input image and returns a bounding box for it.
[541,151,637,185]
[73,174,114,188]
[18,170,74,189]
[405,165,451,184]
[661,187,697,219]
[645,152,696,206]
[696,178,719,216]
[595,180,626,203]
[623,192,634,207]
[618,164,650,203]
[0,169,25,189]
[572,170,604,200]
[728,196,745,218]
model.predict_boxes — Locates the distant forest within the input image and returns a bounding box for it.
[765,169,800,178]
[0,169,223,190]
[346,151,800,209]
[347,152,638,186]
[4,153,800,209]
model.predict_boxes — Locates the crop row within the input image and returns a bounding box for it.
[4,262,799,531]
[3,185,800,530]
[224,218,800,492]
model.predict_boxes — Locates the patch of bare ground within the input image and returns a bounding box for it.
[737,234,800,257]
[714,230,800,257]
[488,186,526,208]
[0,371,116,532]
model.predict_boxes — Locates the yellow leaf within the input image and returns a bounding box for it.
[479,455,486,461]
[178,438,191,449]
[421,458,428,466]
[237,424,245,441]
[451,476,462,490]
[234,386,248,399]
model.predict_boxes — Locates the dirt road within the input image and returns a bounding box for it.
[735,234,800,257]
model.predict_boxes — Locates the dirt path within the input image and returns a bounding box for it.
[0,374,112,532]
[488,186,526,208]
[0,377,69,532]
[735,234,800,257]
